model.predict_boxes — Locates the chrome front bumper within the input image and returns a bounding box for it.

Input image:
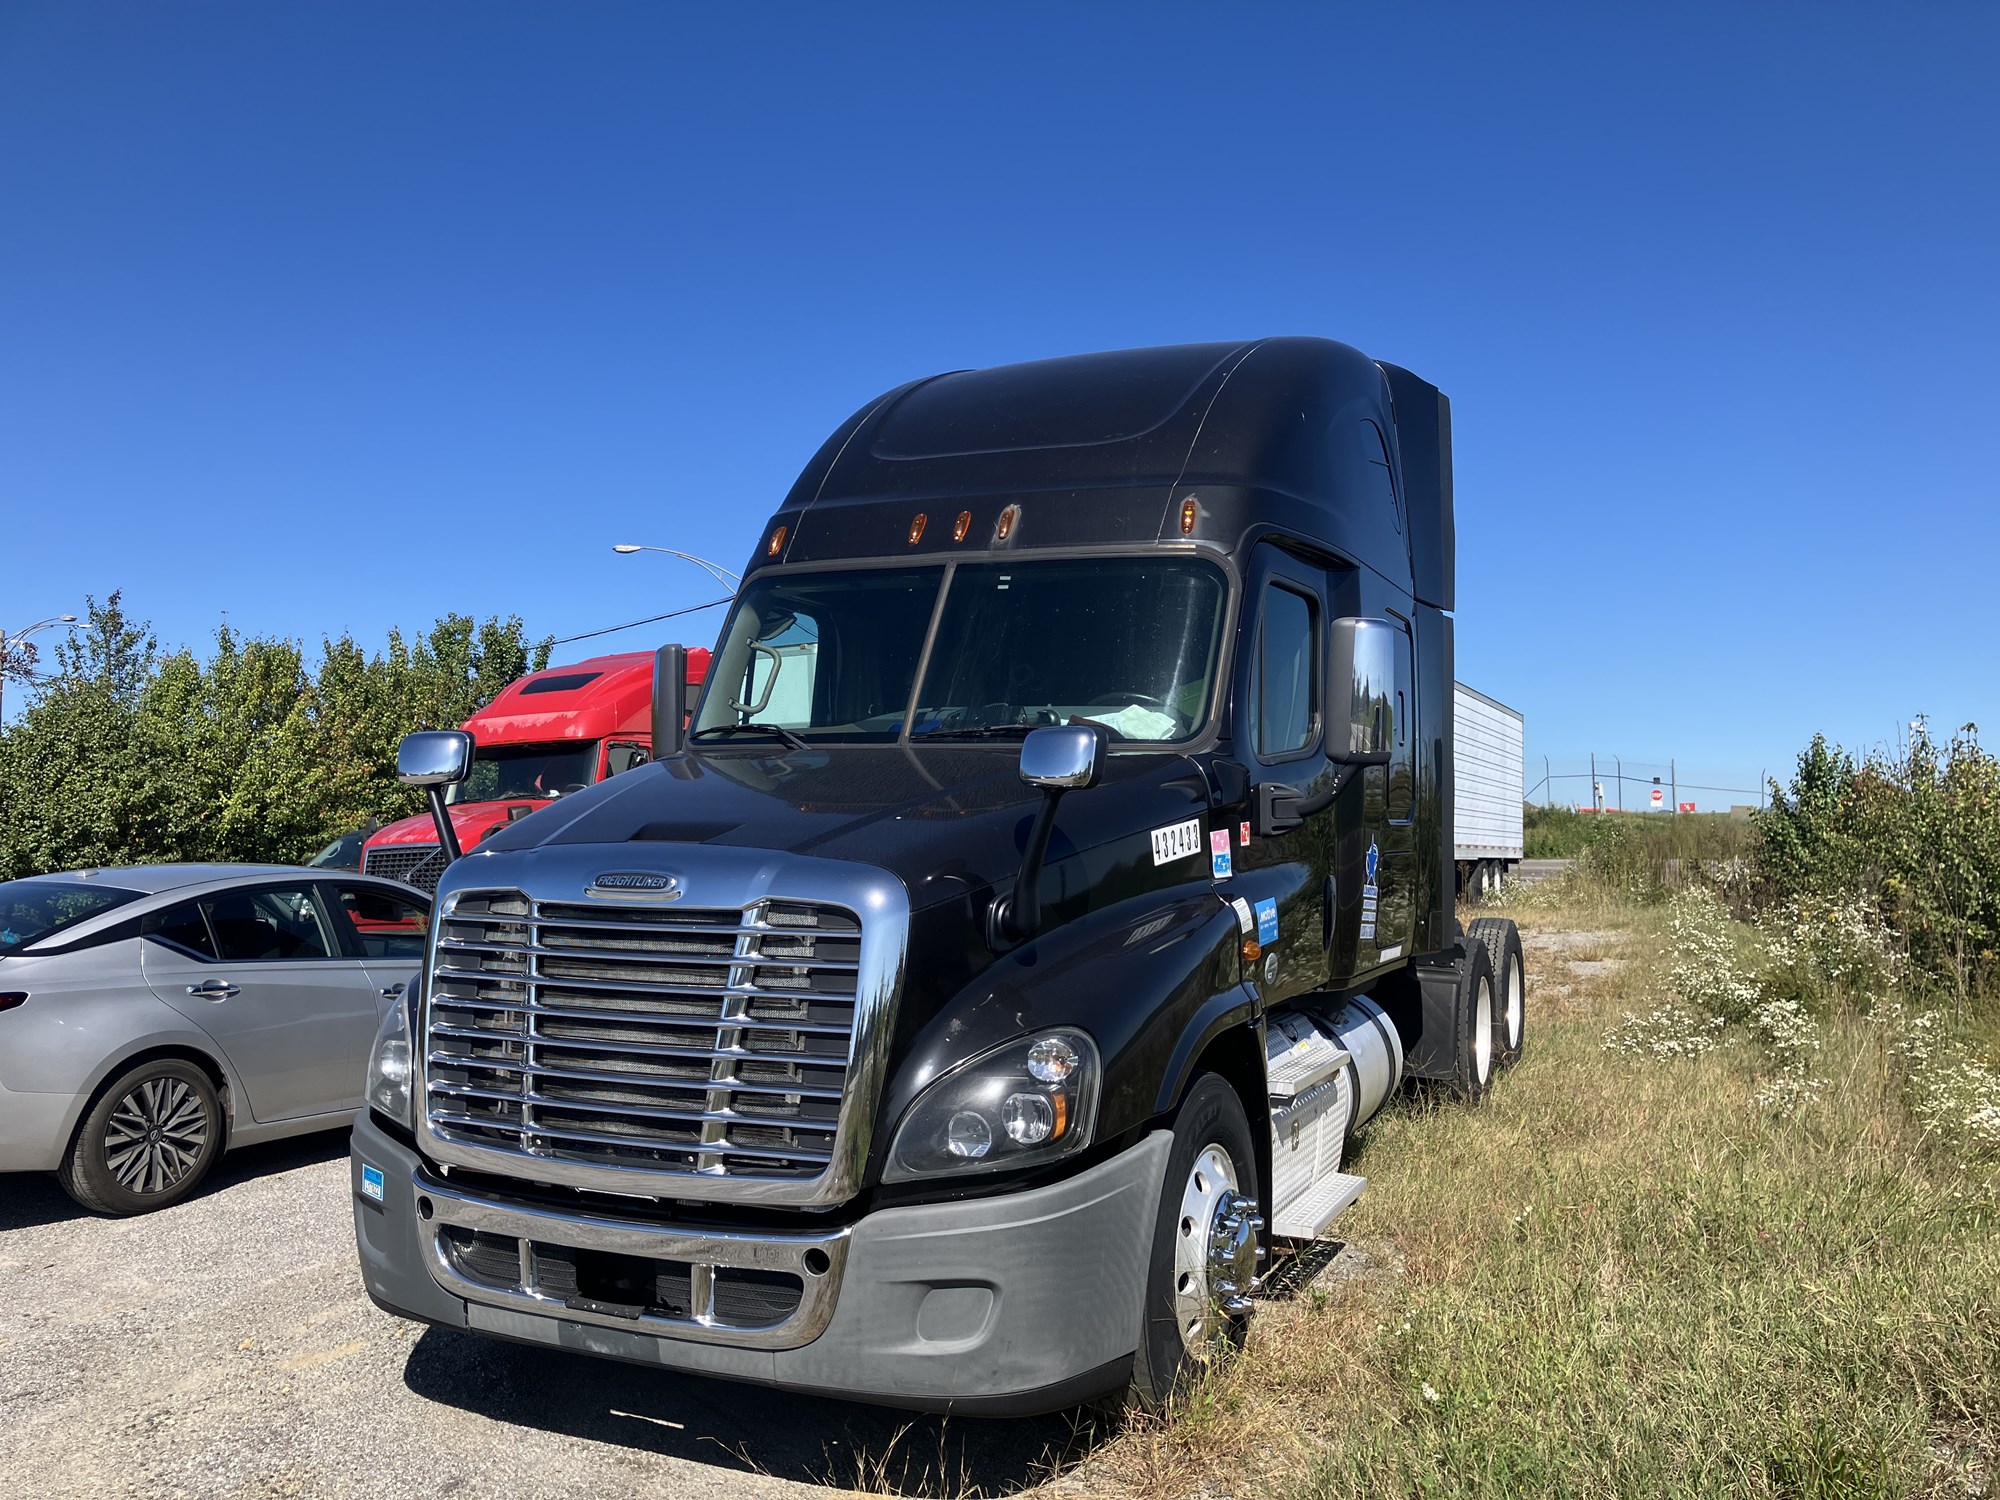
[415,1167,848,1349]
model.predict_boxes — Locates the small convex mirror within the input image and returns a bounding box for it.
[1018,724,1105,790]
[1328,618,1395,766]
[397,730,475,787]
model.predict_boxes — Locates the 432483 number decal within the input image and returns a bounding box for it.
[1150,818,1203,866]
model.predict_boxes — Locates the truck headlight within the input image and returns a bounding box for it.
[884,1029,1100,1182]
[365,990,416,1127]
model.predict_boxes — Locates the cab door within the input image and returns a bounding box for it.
[1355,616,1419,966]
[1226,548,1339,1004]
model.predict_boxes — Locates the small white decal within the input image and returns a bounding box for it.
[1229,897,1254,934]
[1379,944,1403,961]
[1359,922,1376,940]
[1150,818,1202,866]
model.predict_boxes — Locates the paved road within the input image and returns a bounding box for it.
[0,1134,1105,1499]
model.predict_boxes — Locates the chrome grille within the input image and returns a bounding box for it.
[423,890,863,1183]
[364,843,448,894]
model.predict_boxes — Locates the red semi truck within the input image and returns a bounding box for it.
[361,648,710,894]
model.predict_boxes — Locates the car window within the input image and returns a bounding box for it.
[0,879,144,954]
[203,887,336,962]
[332,884,430,960]
[143,900,219,959]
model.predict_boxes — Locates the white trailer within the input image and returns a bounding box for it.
[1454,681,1524,900]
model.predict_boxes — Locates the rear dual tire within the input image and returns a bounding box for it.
[1468,916,1527,1067]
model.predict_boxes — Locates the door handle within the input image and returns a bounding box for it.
[379,983,406,1000]
[186,981,240,1000]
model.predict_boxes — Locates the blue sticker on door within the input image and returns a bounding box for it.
[1254,898,1278,945]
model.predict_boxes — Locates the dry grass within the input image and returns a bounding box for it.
[1087,895,2000,1500]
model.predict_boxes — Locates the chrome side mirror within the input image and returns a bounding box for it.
[1018,724,1104,790]
[994,724,1107,949]
[397,730,474,863]
[1328,618,1394,766]
[397,730,475,787]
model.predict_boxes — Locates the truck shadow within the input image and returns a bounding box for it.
[0,1127,350,1231]
[401,1326,1112,1495]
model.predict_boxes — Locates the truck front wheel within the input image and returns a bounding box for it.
[1128,1072,1264,1412]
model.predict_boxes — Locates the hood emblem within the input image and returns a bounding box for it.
[586,871,682,901]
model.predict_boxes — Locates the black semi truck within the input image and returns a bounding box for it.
[353,337,1528,1413]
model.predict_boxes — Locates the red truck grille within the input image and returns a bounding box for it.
[422,890,862,1182]
[363,843,448,895]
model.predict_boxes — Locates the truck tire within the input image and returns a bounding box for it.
[1441,940,1498,1103]
[1468,917,1526,1066]
[1128,1072,1263,1412]
[57,1058,224,1216]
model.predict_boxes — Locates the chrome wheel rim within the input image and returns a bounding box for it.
[1474,975,1494,1084]
[104,1077,209,1195]
[1172,1143,1260,1355]
[1505,954,1524,1051]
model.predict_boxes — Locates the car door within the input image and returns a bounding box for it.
[1227,549,1337,1003]
[325,880,429,1019]
[139,882,380,1122]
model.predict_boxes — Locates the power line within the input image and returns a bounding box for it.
[549,596,732,647]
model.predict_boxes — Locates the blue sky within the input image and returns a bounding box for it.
[2,4,1994,808]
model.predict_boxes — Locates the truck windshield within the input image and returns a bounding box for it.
[0,879,144,954]
[695,557,1227,744]
[446,741,598,804]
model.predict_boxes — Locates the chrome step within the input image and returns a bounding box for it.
[1270,1171,1367,1240]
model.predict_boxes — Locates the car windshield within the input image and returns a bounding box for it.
[446,741,598,804]
[0,879,144,954]
[693,557,1228,744]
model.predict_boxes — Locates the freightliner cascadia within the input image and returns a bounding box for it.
[352,337,1529,1413]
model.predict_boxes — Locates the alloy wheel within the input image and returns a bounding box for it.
[103,1077,210,1195]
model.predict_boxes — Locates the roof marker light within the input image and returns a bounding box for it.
[995,505,1018,542]
[766,524,788,558]
[908,513,927,545]
[1180,497,1199,535]
[952,510,972,543]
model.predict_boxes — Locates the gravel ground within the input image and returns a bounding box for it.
[0,1134,1105,1499]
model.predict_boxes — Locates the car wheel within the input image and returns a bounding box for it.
[58,1059,223,1216]
[1128,1072,1264,1412]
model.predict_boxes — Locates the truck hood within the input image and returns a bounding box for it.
[467,745,1220,915]
[370,801,551,850]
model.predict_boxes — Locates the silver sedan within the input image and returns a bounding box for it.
[0,864,429,1215]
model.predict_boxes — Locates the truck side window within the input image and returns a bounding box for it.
[1388,621,1414,822]
[605,741,649,777]
[1253,583,1319,759]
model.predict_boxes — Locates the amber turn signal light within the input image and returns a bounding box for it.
[1240,936,1262,964]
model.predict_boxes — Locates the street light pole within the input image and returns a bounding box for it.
[611,544,742,590]
[0,613,80,725]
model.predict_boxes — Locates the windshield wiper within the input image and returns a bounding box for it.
[691,722,811,752]
[910,724,1041,741]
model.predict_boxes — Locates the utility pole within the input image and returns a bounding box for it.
[1545,756,1553,809]
[1615,755,1624,812]
[1590,751,1599,812]
[1671,758,1678,817]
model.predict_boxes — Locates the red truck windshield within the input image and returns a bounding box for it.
[445,742,597,804]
